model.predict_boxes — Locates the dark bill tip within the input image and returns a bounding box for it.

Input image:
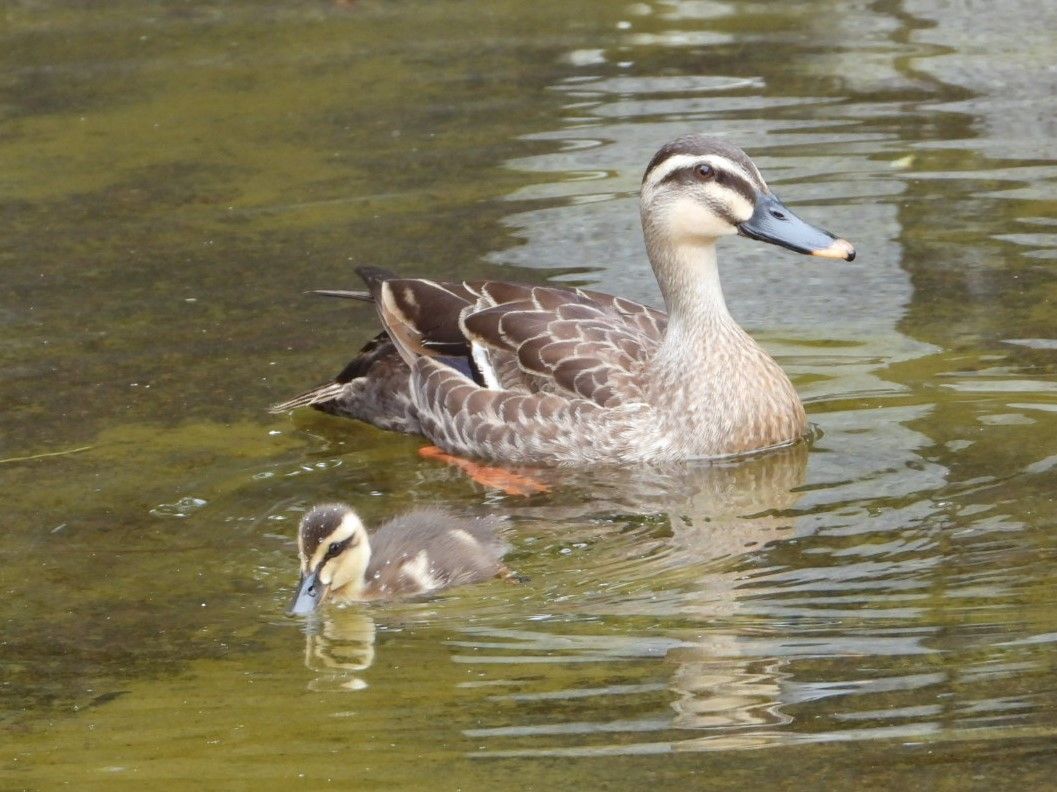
[289,571,326,616]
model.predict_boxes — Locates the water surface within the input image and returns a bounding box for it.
[3,1,1057,789]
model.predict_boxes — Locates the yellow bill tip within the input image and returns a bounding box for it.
[812,238,856,261]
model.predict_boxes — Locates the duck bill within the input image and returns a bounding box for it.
[289,570,328,615]
[738,193,855,261]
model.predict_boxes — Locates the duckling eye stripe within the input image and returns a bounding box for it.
[324,537,351,561]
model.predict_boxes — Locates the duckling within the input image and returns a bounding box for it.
[289,503,512,614]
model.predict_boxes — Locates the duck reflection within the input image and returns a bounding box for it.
[453,443,812,745]
[642,448,799,733]
[665,649,792,733]
[517,439,807,545]
[598,444,807,734]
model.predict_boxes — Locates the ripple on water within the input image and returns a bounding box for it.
[7,0,1057,787]
[149,496,208,518]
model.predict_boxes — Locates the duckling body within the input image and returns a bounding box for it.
[273,136,855,464]
[290,504,510,613]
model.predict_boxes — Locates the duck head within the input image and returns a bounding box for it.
[290,503,372,615]
[640,135,855,260]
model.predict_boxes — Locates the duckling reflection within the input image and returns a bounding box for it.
[290,504,512,614]
[303,609,377,692]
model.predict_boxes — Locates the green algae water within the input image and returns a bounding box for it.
[4,1,1057,788]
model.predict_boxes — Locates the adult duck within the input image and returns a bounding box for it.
[273,135,855,464]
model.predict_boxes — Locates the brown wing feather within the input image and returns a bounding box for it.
[410,357,621,464]
[270,332,394,412]
[361,272,663,400]
[279,270,666,454]
[374,278,479,363]
[578,289,668,340]
[455,282,660,407]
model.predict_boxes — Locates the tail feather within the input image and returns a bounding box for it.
[311,289,372,301]
[269,381,347,414]
[306,265,399,303]
[355,265,398,290]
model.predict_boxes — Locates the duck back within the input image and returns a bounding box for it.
[363,509,509,598]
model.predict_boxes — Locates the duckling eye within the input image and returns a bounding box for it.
[694,163,716,181]
[322,539,347,561]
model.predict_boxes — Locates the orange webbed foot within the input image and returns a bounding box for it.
[418,446,550,496]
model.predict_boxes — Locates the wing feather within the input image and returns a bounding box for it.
[409,357,623,464]
[467,314,653,405]
[327,272,667,457]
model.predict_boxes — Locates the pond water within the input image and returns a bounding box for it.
[4,0,1057,788]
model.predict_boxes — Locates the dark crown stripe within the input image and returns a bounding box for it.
[300,503,351,556]
[643,143,684,183]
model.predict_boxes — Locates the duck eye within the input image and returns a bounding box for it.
[694,163,715,180]
[328,541,342,555]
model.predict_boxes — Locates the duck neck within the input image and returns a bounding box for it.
[642,227,806,455]
[650,237,739,352]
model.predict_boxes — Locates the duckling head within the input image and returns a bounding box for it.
[640,135,854,261]
[290,503,372,615]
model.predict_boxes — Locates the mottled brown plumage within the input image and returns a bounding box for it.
[273,136,855,464]
[290,504,511,613]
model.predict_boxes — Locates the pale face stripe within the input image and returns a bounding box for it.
[642,153,765,194]
[705,189,755,226]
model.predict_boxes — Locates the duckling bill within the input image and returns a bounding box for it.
[290,504,512,614]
